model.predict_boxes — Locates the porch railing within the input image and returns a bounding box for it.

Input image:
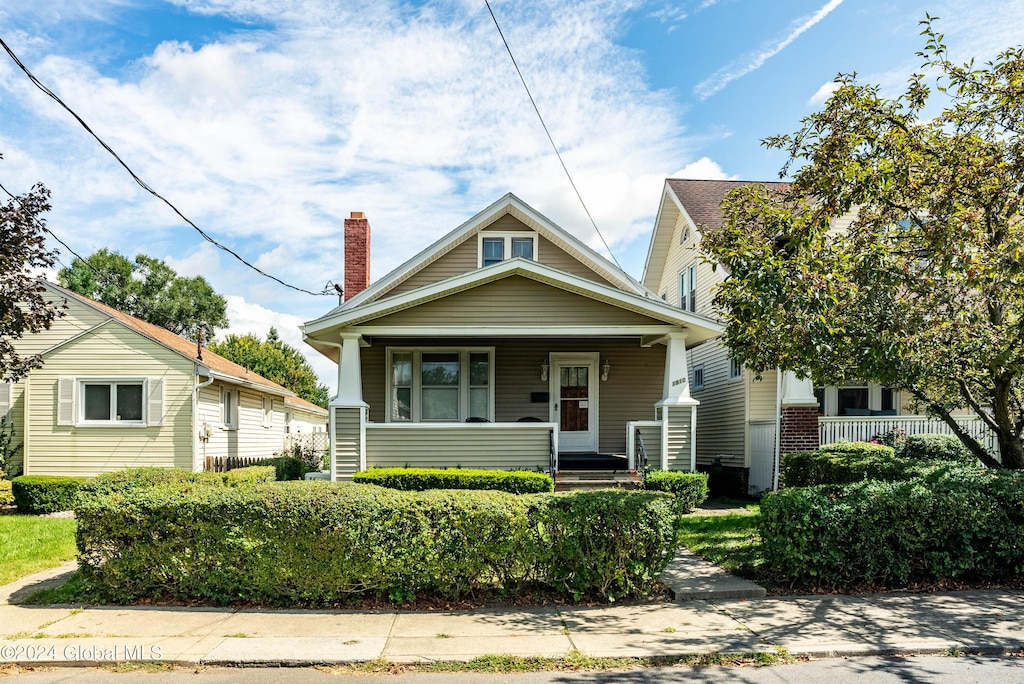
[364,422,557,472]
[819,415,999,457]
[634,428,649,483]
[626,420,662,471]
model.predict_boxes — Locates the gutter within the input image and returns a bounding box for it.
[193,363,214,473]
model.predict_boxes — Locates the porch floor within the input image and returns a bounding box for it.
[557,452,629,471]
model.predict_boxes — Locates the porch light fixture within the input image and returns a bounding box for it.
[540,362,549,381]
[601,359,611,382]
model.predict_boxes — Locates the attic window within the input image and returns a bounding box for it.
[479,232,537,267]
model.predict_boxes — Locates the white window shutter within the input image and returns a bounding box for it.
[0,381,10,420]
[57,377,75,426]
[148,378,164,427]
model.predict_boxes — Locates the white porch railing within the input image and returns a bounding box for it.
[364,422,558,472]
[819,415,999,457]
[626,421,662,470]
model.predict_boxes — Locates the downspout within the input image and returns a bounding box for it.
[773,369,783,491]
[193,364,214,473]
[312,338,344,482]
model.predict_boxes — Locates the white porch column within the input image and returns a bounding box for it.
[335,332,366,405]
[657,331,693,405]
[780,371,818,408]
[656,331,699,472]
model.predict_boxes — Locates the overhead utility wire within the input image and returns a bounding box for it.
[484,0,623,270]
[0,36,330,297]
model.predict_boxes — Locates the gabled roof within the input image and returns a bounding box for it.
[311,193,650,324]
[642,179,786,289]
[40,280,297,398]
[284,395,328,415]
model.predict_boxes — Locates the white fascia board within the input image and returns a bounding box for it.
[210,371,295,397]
[641,182,681,288]
[304,258,723,341]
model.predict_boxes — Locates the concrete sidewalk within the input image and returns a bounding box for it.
[3,565,1024,667]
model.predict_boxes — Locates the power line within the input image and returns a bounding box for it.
[483,0,623,270]
[0,35,332,297]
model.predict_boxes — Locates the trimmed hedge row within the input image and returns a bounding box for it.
[82,467,275,496]
[782,441,963,487]
[760,466,1024,587]
[899,434,977,463]
[0,480,13,506]
[353,467,554,494]
[251,457,306,481]
[643,471,709,512]
[75,483,676,604]
[12,475,90,514]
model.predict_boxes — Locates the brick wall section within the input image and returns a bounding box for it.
[780,405,820,454]
[344,212,371,301]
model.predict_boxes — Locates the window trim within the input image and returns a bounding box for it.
[385,347,495,423]
[221,387,239,430]
[692,364,705,391]
[76,377,147,428]
[477,231,538,268]
[728,357,743,381]
[679,263,696,312]
[262,396,274,428]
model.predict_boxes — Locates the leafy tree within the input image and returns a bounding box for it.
[0,166,63,382]
[58,249,227,342]
[209,328,329,408]
[701,18,1024,469]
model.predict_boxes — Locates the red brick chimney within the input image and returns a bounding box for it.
[344,211,370,301]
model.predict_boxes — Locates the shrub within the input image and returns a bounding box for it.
[353,467,554,494]
[75,483,675,604]
[760,466,1024,587]
[251,456,306,481]
[643,471,709,512]
[783,441,929,487]
[12,475,90,514]
[0,479,13,506]
[223,466,276,486]
[899,434,977,464]
[82,468,208,495]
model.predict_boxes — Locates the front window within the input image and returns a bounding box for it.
[478,232,537,267]
[388,349,494,422]
[81,381,144,423]
[222,388,238,429]
[482,238,504,267]
[679,264,696,312]
[838,386,869,415]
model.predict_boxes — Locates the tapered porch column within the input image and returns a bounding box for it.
[331,332,368,482]
[655,331,699,472]
[779,370,820,459]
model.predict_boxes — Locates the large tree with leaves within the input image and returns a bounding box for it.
[701,18,1024,469]
[209,328,329,408]
[0,165,63,381]
[58,249,228,342]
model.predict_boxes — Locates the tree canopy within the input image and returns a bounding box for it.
[58,249,228,342]
[700,18,1024,469]
[0,166,63,382]
[208,328,329,408]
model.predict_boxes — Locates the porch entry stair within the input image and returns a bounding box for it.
[554,452,641,491]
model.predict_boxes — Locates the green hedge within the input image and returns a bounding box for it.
[82,467,274,496]
[760,467,1024,587]
[353,467,554,494]
[0,480,13,507]
[223,466,276,486]
[12,475,90,514]
[75,483,675,604]
[782,441,955,487]
[251,457,306,481]
[899,434,977,464]
[643,471,709,512]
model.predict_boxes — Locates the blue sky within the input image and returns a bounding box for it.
[2,0,1023,386]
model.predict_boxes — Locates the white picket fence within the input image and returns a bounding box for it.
[819,416,999,457]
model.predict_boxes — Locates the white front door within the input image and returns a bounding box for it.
[549,353,599,453]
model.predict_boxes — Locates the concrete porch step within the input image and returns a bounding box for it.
[554,469,642,491]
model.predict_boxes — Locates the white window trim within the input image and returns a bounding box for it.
[385,347,495,423]
[477,231,538,268]
[728,357,743,381]
[221,387,240,430]
[679,263,696,312]
[692,364,705,391]
[76,377,147,428]
[262,396,274,428]
[816,383,901,416]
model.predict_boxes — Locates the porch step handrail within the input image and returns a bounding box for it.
[634,428,648,483]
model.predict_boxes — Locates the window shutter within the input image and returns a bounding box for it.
[0,381,10,421]
[57,377,75,426]
[147,378,164,427]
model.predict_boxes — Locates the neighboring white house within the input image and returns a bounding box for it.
[0,281,327,477]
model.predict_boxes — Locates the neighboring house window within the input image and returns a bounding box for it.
[262,397,273,427]
[387,348,494,422]
[221,388,239,429]
[285,411,292,434]
[659,289,668,301]
[692,364,705,390]
[837,385,869,416]
[679,264,696,312]
[814,386,826,415]
[478,232,537,267]
[729,357,743,380]
[80,380,144,424]
[680,224,690,243]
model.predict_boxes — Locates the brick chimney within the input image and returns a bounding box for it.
[344,211,370,301]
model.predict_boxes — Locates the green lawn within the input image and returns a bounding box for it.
[676,504,763,579]
[0,515,77,586]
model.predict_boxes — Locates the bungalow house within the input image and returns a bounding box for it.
[642,179,998,494]
[302,195,724,483]
[0,281,327,477]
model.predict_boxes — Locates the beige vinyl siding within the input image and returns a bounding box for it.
[368,276,667,328]
[10,291,108,358]
[366,424,550,470]
[2,380,26,476]
[663,406,693,471]
[634,422,662,467]
[286,405,328,434]
[747,370,779,421]
[333,407,362,480]
[651,213,723,317]
[25,323,193,476]
[196,382,289,464]
[361,337,665,455]
[689,339,746,468]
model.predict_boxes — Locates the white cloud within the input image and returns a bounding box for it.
[670,157,735,180]
[808,80,840,106]
[695,0,845,100]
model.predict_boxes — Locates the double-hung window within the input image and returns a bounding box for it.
[692,364,705,390]
[221,388,239,429]
[81,380,145,424]
[388,349,494,422]
[679,264,696,312]
[479,232,537,267]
